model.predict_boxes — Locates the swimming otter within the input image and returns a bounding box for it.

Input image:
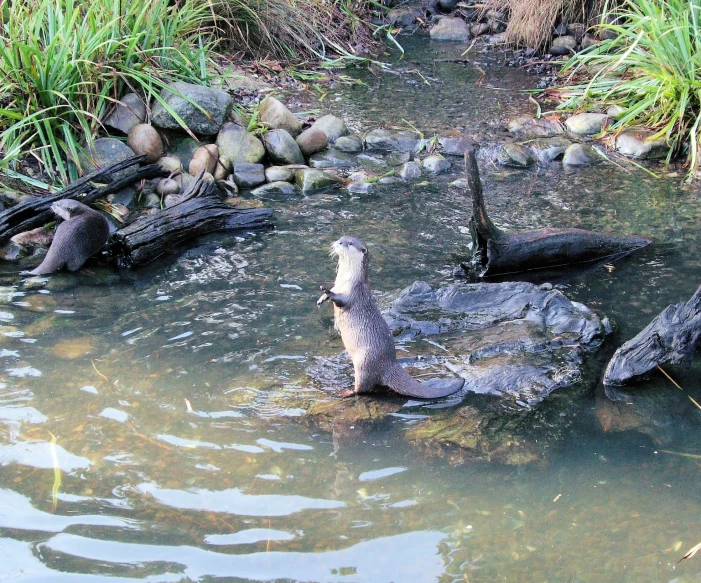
[317,236,464,399]
[26,200,109,276]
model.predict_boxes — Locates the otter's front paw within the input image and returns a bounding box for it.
[316,285,331,306]
[339,388,357,398]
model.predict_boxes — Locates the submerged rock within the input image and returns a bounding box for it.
[294,168,342,192]
[527,135,572,163]
[422,154,451,174]
[365,129,425,153]
[399,161,422,180]
[508,115,564,138]
[615,130,668,160]
[430,17,470,41]
[251,181,297,196]
[565,112,608,135]
[562,143,592,166]
[308,149,357,169]
[334,135,364,153]
[492,143,536,167]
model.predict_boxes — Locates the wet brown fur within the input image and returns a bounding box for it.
[27,200,109,276]
[318,236,464,399]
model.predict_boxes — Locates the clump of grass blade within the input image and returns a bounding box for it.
[0,0,215,185]
[554,0,701,181]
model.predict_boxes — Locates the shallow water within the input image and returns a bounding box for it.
[3,36,701,582]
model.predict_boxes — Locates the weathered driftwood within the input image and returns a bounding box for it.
[0,156,167,245]
[604,286,701,386]
[107,171,273,268]
[463,146,653,276]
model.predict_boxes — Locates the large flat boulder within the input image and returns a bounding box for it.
[151,82,233,135]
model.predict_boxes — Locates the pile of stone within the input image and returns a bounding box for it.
[92,83,359,208]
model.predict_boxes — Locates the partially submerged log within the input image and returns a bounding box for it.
[604,285,701,386]
[0,156,167,245]
[463,146,653,276]
[107,171,273,268]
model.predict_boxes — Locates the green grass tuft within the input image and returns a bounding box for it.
[0,0,215,185]
[554,0,701,180]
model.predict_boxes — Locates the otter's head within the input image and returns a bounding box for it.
[331,236,369,282]
[51,199,89,221]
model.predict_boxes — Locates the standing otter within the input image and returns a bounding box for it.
[26,200,110,276]
[317,236,464,399]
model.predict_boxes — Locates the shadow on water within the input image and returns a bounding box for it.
[3,36,701,582]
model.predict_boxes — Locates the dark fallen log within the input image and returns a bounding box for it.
[107,171,273,268]
[0,156,167,245]
[603,286,701,386]
[463,146,653,276]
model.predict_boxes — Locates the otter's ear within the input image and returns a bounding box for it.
[362,248,367,254]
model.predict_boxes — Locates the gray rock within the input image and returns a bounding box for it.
[365,129,424,152]
[348,171,371,182]
[155,178,180,196]
[251,181,297,196]
[429,17,470,41]
[167,137,200,171]
[470,22,490,37]
[399,161,422,180]
[549,35,577,55]
[233,163,266,188]
[450,178,469,189]
[562,143,592,166]
[487,17,505,33]
[565,112,609,135]
[581,33,599,49]
[334,135,364,153]
[553,22,568,36]
[616,130,668,160]
[311,115,348,143]
[528,136,572,163]
[294,168,342,192]
[309,149,357,169]
[143,192,162,209]
[439,134,476,155]
[438,0,458,11]
[567,22,586,41]
[422,154,452,173]
[263,129,305,165]
[387,7,418,27]
[77,138,137,180]
[508,115,564,138]
[487,32,508,44]
[296,127,329,157]
[0,241,26,261]
[109,187,137,208]
[606,104,626,117]
[258,96,302,137]
[347,181,374,194]
[265,166,295,183]
[216,123,265,165]
[494,143,536,167]
[151,82,233,135]
[379,176,400,184]
[103,93,146,135]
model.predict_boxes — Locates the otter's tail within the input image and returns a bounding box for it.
[383,364,464,399]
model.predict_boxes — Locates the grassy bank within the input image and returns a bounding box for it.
[0,0,380,186]
[554,0,701,180]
